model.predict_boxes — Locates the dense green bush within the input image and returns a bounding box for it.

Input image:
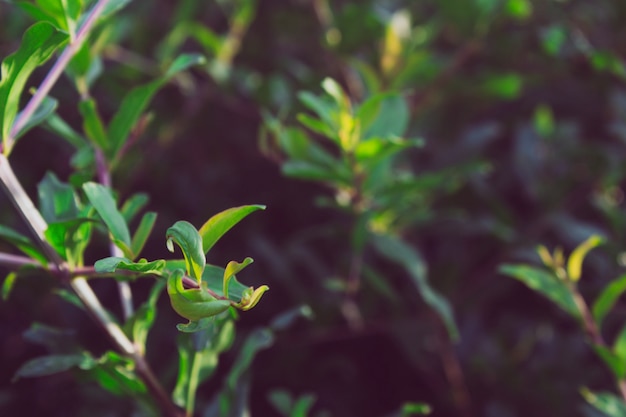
[2,1,626,416]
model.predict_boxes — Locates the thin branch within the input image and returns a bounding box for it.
[570,284,626,401]
[95,147,134,320]
[0,252,43,269]
[0,155,183,417]
[6,0,111,154]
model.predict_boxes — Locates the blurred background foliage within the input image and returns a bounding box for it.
[2,0,626,416]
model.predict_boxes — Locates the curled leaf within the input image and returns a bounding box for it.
[567,235,604,282]
[233,285,269,311]
[223,257,254,299]
[166,221,205,283]
[167,269,230,322]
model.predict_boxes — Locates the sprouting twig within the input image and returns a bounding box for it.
[6,0,111,153]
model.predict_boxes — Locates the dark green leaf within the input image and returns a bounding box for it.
[282,160,351,184]
[94,256,165,276]
[592,274,626,328]
[44,113,87,148]
[13,353,95,380]
[14,96,58,139]
[120,193,149,224]
[198,205,265,255]
[166,221,205,281]
[78,98,108,149]
[124,280,164,354]
[499,264,581,319]
[0,224,47,264]
[269,305,313,331]
[107,54,205,158]
[38,172,79,223]
[226,328,274,389]
[371,233,459,340]
[0,22,67,148]
[297,91,336,129]
[358,93,409,139]
[23,322,77,353]
[83,182,131,246]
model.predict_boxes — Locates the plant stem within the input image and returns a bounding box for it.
[570,284,626,401]
[95,147,134,320]
[6,0,111,154]
[0,155,183,417]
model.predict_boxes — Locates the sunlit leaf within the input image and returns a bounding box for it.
[223,258,254,298]
[198,205,265,255]
[83,182,131,246]
[567,235,604,282]
[0,22,67,150]
[500,264,580,318]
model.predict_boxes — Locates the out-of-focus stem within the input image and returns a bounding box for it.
[95,148,134,320]
[6,0,111,154]
[570,284,626,401]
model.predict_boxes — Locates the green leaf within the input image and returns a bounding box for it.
[201,264,248,301]
[0,22,67,148]
[613,323,626,363]
[401,402,432,416]
[567,235,604,282]
[371,233,459,340]
[94,256,166,276]
[120,193,149,224]
[166,221,205,282]
[14,95,58,140]
[357,93,409,139]
[107,53,206,158]
[130,211,157,258]
[223,258,254,299]
[78,98,108,149]
[167,269,230,323]
[44,113,87,148]
[581,388,626,417]
[44,218,93,264]
[198,205,266,255]
[282,160,351,184]
[13,353,96,381]
[482,73,523,99]
[2,272,18,301]
[500,264,581,318]
[87,351,146,396]
[296,113,337,140]
[124,280,164,355]
[83,182,131,247]
[593,274,626,328]
[38,172,80,223]
[23,322,77,352]
[226,328,274,390]
[0,224,47,264]
[297,91,336,129]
